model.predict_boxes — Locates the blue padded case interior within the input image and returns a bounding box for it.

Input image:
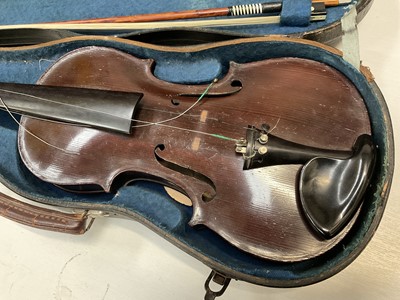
[0,0,393,288]
[2,0,359,36]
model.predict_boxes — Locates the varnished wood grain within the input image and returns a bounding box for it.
[0,3,396,298]
[18,47,371,261]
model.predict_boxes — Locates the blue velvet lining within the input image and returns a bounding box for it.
[153,58,223,84]
[0,0,356,35]
[0,37,391,286]
[281,0,311,27]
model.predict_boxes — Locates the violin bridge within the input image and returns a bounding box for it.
[235,125,270,169]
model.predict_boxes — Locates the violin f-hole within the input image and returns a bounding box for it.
[153,144,217,202]
[230,79,242,88]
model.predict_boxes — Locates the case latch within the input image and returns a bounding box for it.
[204,270,231,300]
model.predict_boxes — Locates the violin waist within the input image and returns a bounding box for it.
[17,47,372,261]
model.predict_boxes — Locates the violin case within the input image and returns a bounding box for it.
[0,0,394,298]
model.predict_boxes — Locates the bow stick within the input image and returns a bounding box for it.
[0,5,329,31]
[48,0,351,24]
[0,15,326,31]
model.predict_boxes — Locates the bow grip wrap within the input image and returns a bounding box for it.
[0,82,143,134]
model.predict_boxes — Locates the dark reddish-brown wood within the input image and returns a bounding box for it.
[18,47,371,261]
[56,7,229,24]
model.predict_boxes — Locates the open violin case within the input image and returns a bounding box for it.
[0,0,394,298]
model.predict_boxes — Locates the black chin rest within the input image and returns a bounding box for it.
[299,134,376,238]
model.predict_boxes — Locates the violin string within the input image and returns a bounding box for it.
[132,121,239,142]
[0,87,121,118]
[127,78,239,142]
[130,78,217,128]
[0,80,238,143]
[0,86,214,126]
[268,117,281,134]
[0,96,78,155]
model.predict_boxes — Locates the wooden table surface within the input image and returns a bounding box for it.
[0,1,398,299]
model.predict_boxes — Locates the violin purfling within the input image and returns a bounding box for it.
[16,47,375,261]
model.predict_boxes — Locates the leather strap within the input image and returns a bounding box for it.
[0,191,92,234]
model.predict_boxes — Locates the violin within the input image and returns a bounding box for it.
[11,46,375,261]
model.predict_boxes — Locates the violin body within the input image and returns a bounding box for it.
[17,46,372,261]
